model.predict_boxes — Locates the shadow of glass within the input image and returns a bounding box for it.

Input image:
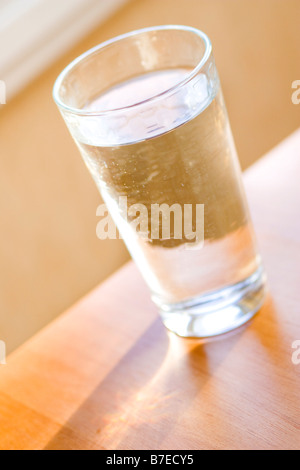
[45,313,247,450]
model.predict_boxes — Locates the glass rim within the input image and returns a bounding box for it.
[53,25,212,117]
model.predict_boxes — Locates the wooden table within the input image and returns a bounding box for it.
[0,131,299,450]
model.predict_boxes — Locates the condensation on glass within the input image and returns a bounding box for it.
[54,26,267,338]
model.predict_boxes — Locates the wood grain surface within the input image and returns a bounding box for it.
[0,130,299,450]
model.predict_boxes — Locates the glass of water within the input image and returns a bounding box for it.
[53,25,267,338]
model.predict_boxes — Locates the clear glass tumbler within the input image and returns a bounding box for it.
[53,25,267,338]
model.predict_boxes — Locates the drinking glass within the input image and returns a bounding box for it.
[53,25,267,338]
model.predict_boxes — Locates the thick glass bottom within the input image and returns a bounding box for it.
[157,266,267,338]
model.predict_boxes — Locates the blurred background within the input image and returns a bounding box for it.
[0,0,299,353]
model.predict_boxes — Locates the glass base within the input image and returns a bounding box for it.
[157,266,267,338]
